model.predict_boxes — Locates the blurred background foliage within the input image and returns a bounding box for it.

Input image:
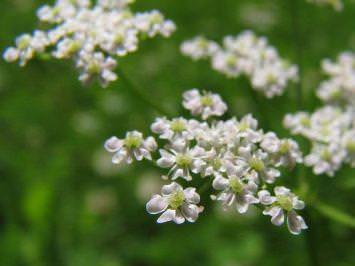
[0,0,355,265]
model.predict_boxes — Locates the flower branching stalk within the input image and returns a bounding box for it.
[105,89,307,235]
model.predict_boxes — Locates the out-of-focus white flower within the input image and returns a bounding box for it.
[181,31,298,98]
[317,52,355,106]
[180,36,219,60]
[146,182,202,224]
[3,0,176,87]
[104,131,157,164]
[182,89,227,120]
[262,187,307,235]
[284,105,354,176]
[304,143,346,176]
[307,0,343,11]
[77,51,118,87]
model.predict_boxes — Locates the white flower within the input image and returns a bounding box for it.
[317,52,355,106]
[77,51,117,87]
[237,146,281,184]
[284,106,354,176]
[304,143,346,176]
[146,182,202,224]
[182,89,227,120]
[157,144,206,181]
[104,131,157,164]
[4,0,175,87]
[261,132,303,168]
[106,89,306,234]
[180,36,220,60]
[181,31,298,98]
[212,161,259,213]
[151,117,195,141]
[262,186,307,235]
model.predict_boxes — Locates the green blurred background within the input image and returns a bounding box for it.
[0,0,355,265]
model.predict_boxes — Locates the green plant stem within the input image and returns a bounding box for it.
[312,201,355,228]
[116,67,172,117]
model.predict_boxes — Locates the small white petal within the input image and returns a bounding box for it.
[146,195,168,214]
[157,209,176,223]
[161,182,182,196]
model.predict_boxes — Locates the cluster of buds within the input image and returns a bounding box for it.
[180,31,298,98]
[284,52,355,176]
[307,0,343,11]
[3,0,175,87]
[105,89,307,235]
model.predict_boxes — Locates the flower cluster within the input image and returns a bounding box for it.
[317,52,355,106]
[3,0,175,87]
[181,31,298,98]
[105,89,307,235]
[284,52,355,176]
[307,0,343,11]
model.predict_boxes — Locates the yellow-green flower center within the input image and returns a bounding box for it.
[175,153,192,167]
[168,191,185,209]
[321,149,331,161]
[212,158,222,170]
[200,95,213,107]
[124,135,142,148]
[277,195,293,211]
[238,121,249,132]
[279,140,291,154]
[114,33,124,45]
[230,177,244,194]
[300,117,310,127]
[151,13,163,24]
[170,120,186,133]
[17,36,31,50]
[249,158,265,172]
[226,55,237,67]
[88,62,101,74]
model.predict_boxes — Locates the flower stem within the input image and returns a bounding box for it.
[312,201,355,228]
[116,67,172,117]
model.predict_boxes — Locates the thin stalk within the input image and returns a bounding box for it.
[116,67,172,117]
[312,201,355,228]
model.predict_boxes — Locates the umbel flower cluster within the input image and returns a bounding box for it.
[284,52,355,176]
[105,89,307,235]
[180,31,298,98]
[3,0,175,87]
[307,0,343,11]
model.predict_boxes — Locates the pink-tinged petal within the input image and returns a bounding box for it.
[287,210,308,235]
[146,195,168,214]
[173,209,185,224]
[161,182,182,196]
[212,175,229,190]
[157,150,175,168]
[104,136,123,152]
[112,149,128,164]
[157,209,176,223]
[183,188,200,204]
[181,203,199,222]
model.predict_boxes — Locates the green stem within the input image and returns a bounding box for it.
[116,67,172,117]
[312,201,355,228]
